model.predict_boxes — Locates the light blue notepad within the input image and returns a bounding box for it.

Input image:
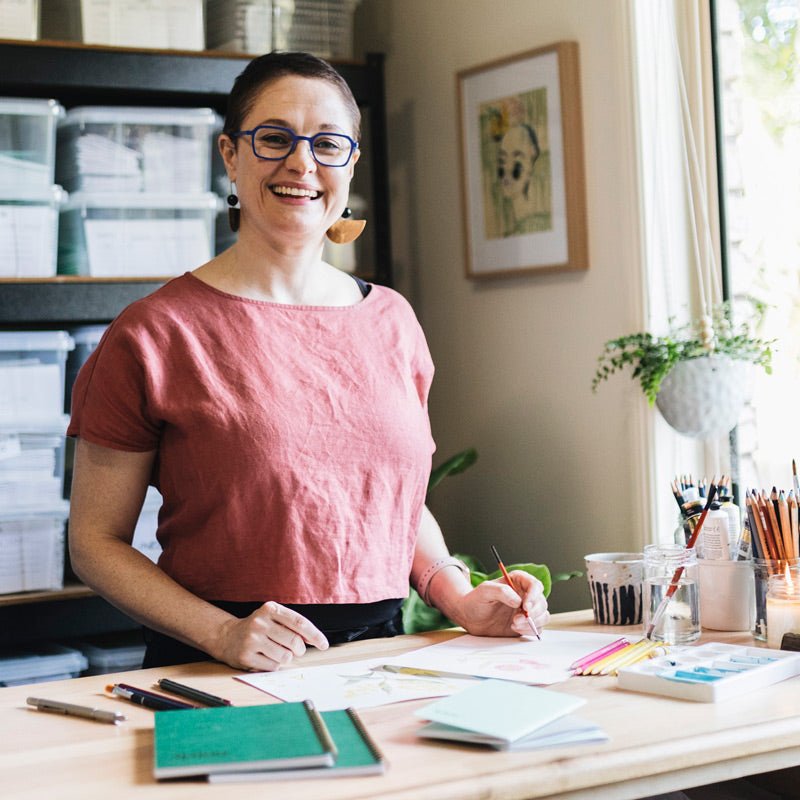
[413,679,585,745]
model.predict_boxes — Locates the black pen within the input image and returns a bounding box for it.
[106,683,196,711]
[156,678,232,707]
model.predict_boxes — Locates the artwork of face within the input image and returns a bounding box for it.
[497,124,540,203]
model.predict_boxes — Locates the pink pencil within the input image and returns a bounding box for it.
[570,637,629,672]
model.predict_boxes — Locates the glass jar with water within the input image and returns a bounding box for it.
[643,543,701,643]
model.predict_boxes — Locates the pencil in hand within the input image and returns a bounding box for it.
[491,545,541,640]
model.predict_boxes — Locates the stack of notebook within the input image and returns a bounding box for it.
[153,700,385,782]
[414,679,608,751]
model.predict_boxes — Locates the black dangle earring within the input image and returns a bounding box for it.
[227,183,240,233]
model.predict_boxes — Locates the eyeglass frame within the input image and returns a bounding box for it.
[230,124,359,168]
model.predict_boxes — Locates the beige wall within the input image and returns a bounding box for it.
[355,0,648,612]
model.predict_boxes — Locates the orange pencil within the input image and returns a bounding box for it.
[491,545,540,640]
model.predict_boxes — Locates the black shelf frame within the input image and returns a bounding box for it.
[0,40,392,326]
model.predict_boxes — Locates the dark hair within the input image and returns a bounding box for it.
[223,51,361,140]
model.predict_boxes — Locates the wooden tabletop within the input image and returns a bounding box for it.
[3,610,800,800]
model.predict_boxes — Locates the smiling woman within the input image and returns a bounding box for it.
[65,51,550,673]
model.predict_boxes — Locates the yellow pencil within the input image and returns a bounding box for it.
[606,643,668,676]
[586,639,650,675]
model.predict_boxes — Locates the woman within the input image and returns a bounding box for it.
[68,51,549,670]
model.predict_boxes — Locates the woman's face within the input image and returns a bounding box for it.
[220,75,359,244]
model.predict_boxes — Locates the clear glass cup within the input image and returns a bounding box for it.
[755,557,800,642]
[643,544,700,643]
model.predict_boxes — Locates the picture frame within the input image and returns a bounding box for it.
[457,42,588,279]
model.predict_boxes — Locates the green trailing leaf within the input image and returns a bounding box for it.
[591,300,775,405]
[426,448,478,495]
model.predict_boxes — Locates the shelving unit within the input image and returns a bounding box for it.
[0,38,393,646]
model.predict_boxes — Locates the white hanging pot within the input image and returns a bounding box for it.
[655,355,750,438]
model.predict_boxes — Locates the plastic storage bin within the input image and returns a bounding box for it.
[65,324,108,412]
[0,506,69,595]
[0,419,70,512]
[58,192,218,277]
[0,644,87,686]
[56,106,222,194]
[74,631,146,675]
[206,0,360,58]
[0,97,64,192]
[41,0,205,50]
[0,186,65,278]
[0,331,74,423]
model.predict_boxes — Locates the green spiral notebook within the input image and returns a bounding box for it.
[153,700,336,779]
[207,707,387,783]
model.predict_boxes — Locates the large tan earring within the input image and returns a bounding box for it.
[326,207,365,244]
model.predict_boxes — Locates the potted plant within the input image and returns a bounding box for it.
[402,448,581,633]
[591,300,774,438]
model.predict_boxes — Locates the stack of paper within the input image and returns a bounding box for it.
[0,513,66,593]
[142,132,205,193]
[154,701,386,782]
[414,679,607,751]
[0,432,64,510]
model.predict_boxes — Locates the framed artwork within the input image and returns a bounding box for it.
[457,42,589,279]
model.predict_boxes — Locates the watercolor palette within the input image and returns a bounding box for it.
[616,642,800,702]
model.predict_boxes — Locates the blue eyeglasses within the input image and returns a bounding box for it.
[232,125,359,167]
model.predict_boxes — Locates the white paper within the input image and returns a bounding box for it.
[238,657,479,711]
[0,363,62,420]
[381,630,625,686]
[83,218,210,276]
[0,205,57,277]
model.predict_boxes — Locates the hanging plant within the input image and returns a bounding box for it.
[591,300,774,436]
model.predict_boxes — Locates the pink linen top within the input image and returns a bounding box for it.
[68,273,436,603]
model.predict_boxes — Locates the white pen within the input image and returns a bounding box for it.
[27,697,126,725]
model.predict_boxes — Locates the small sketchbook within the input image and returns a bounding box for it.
[418,714,608,751]
[413,679,586,746]
[208,707,386,783]
[153,700,335,779]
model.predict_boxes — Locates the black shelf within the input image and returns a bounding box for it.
[0,40,392,327]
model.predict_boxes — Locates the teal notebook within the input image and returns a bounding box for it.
[207,708,387,783]
[153,700,336,779]
[414,679,585,745]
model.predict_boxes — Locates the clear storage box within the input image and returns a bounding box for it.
[58,192,218,277]
[65,324,108,411]
[0,643,87,686]
[0,97,64,192]
[0,331,74,423]
[74,631,146,675]
[0,186,66,278]
[206,0,360,59]
[0,419,70,512]
[41,0,205,50]
[0,505,69,595]
[57,106,222,194]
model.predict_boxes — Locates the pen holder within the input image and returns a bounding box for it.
[753,557,800,641]
[584,552,643,625]
[697,558,754,631]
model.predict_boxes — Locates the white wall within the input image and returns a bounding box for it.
[355,0,650,612]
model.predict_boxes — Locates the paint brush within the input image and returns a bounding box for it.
[491,545,540,639]
[646,482,717,640]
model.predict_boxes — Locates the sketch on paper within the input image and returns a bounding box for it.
[237,657,478,711]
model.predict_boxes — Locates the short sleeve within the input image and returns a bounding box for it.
[67,315,162,452]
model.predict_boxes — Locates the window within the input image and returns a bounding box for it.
[714,0,800,488]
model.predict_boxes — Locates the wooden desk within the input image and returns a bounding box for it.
[3,610,800,800]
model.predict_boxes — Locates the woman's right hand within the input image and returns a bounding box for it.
[214,602,329,671]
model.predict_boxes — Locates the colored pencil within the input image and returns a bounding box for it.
[569,637,629,672]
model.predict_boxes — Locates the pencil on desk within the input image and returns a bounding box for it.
[569,637,629,672]
[585,640,649,675]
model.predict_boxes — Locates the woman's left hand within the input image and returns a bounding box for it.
[454,570,549,637]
